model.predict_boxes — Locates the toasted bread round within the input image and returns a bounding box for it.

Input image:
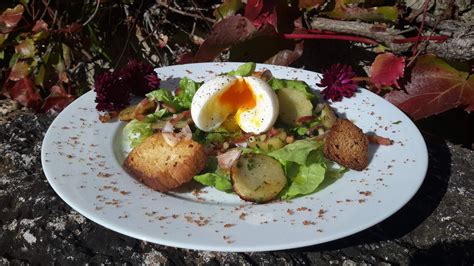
[123,133,207,192]
[323,119,369,171]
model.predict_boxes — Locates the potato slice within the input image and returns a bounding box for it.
[248,132,287,152]
[231,153,287,203]
[277,88,313,126]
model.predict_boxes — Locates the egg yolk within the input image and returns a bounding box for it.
[218,78,256,112]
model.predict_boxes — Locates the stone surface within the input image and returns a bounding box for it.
[0,111,473,265]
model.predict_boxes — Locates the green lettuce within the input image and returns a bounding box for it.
[268,139,323,166]
[228,62,256,76]
[268,78,316,100]
[176,77,202,109]
[194,173,233,192]
[282,163,326,199]
[145,77,202,110]
[123,119,153,148]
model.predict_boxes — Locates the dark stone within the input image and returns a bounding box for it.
[1,111,473,264]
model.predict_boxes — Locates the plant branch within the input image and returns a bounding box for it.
[155,1,216,24]
[310,17,411,52]
[283,33,379,45]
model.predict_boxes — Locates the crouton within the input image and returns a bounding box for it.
[323,119,369,171]
[123,133,207,192]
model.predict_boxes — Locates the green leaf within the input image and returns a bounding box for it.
[268,139,323,166]
[214,0,242,20]
[8,53,19,67]
[15,38,36,59]
[123,119,153,148]
[176,77,202,108]
[194,173,233,192]
[227,62,256,77]
[282,163,326,199]
[34,65,45,86]
[0,33,8,45]
[0,50,4,60]
[325,0,399,22]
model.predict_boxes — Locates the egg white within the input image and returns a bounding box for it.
[191,75,279,134]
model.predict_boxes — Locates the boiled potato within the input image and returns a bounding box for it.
[231,153,287,203]
[247,131,287,152]
[277,88,313,126]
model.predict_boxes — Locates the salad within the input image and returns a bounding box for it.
[119,62,360,203]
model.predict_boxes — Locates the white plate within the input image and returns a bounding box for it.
[41,62,428,252]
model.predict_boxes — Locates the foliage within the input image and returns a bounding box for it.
[0,0,472,126]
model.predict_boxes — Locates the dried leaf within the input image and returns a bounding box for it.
[370,52,405,89]
[214,0,243,20]
[325,0,398,22]
[41,85,75,113]
[298,0,326,10]
[244,0,278,30]
[385,55,474,120]
[3,77,42,109]
[0,5,24,33]
[32,19,48,33]
[15,38,36,58]
[9,61,30,81]
[194,16,256,62]
[264,41,304,66]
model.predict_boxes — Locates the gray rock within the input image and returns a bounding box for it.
[0,111,473,264]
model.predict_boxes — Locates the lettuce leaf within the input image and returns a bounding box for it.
[268,139,323,166]
[145,77,202,110]
[176,77,202,109]
[228,62,256,76]
[268,78,316,100]
[282,163,326,199]
[123,119,153,148]
[194,173,233,192]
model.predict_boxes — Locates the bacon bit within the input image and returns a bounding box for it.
[162,102,176,113]
[217,148,242,170]
[267,127,280,137]
[307,124,324,135]
[98,112,118,123]
[296,115,314,124]
[133,98,157,118]
[285,135,295,144]
[170,110,191,124]
[367,134,394,145]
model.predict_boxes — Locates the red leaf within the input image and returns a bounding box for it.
[194,16,256,62]
[244,0,278,30]
[41,85,75,113]
[370,52,405,89]
[32,19,48,33]
[8,61,30,81]
[0,5,24,33]
[3,78,42,109]
[385,55,474,120]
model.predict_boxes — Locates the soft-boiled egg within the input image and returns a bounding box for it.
[191,75,279,134]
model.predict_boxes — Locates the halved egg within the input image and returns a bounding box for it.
[191,75,279,134]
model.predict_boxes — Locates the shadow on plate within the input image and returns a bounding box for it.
[292,139,451,252]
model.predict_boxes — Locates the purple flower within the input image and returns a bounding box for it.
[125,59,159,96]
[94,71,131,112]
[94,59,160,112]
[318,64,358,101]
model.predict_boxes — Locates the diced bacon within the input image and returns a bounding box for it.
[367,134,394,145]
[217,148,242,170]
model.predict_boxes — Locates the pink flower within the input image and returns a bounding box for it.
[318,64,358,101]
